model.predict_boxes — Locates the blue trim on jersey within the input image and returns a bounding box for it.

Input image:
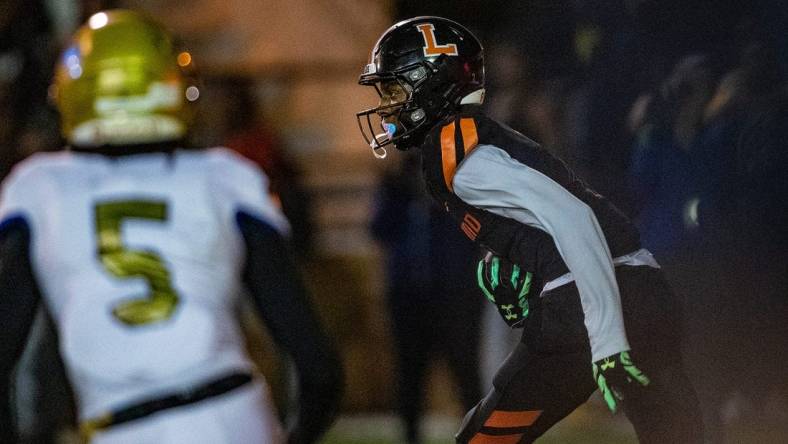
[234,210,278,237]
[0,214,30,236]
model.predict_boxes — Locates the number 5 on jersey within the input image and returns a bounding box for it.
[95,200,179,326]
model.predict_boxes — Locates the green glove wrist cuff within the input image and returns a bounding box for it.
[593,351,651,413]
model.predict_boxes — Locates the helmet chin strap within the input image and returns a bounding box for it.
[370,132,390,159]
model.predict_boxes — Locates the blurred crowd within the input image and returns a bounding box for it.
[0,0,61,178]
[2,0,787,443]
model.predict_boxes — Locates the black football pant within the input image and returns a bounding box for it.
[455,265,704,444]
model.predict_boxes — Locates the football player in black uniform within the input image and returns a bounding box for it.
[357,16,704,444]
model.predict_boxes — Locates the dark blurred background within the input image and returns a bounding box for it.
[2,0,787,443]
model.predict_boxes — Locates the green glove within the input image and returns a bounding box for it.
[477,252,532,328]
[593,350,651,413]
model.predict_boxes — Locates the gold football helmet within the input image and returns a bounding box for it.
[53,9,197,146]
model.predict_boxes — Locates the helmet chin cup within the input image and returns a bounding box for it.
[371,125,394,152]
[372,146,388,159]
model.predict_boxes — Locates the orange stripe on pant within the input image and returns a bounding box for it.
[483,410,542,428]
[469,432,524,444]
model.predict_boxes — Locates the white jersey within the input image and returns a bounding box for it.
[0,147,289,420]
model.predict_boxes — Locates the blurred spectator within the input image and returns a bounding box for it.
[692,43,784,266]
[0,3,74,443]
[568,0,757,212]
[714,80,788,431]
[733,87,788,253]
[485,39,575,155]
[627,55,724,441]
[565,0,649,211]
[730,85,788,417]
[484,41,531,132]
[672,42,786,441]
[370,152,482,444]
[0,0,59,179]
[224,77,315,258]
[628,54,716,259]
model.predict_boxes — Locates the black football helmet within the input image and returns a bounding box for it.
[357,16,484,157]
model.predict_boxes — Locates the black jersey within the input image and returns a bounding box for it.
[418,105,646,361]
[420,106,641,277]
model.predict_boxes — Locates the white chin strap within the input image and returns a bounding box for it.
[370,133,389,159]
[372,146,387,159]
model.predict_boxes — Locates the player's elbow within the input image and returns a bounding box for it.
[563,200,599,232]
[568,197,594,219]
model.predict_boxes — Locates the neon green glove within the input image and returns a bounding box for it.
[593,350,650,413]
[477,252,533,328]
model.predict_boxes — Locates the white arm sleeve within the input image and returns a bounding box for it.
[453,145,629,361]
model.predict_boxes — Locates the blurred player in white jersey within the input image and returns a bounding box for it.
[0,9,342,444]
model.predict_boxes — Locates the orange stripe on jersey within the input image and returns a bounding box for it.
[469,432,524,444]
[460,117,479,154]
[484,410,542,428]
[440,122,457,191]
